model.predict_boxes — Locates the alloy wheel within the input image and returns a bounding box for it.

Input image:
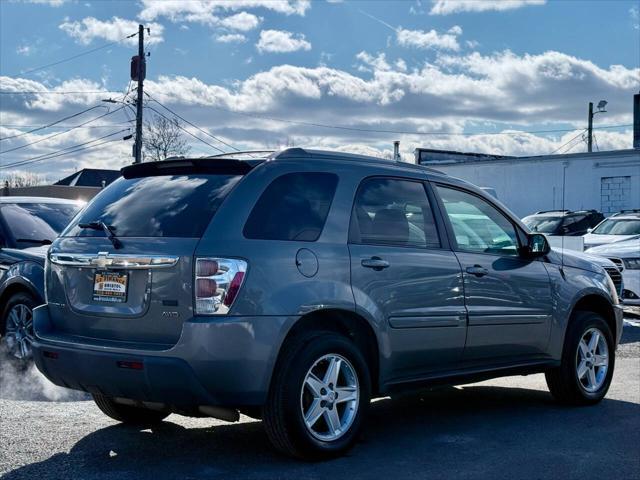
[300,353,359,442]
[575,327,609,393]
[3,303,34,360]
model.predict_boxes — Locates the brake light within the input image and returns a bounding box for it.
[195,258,247,315]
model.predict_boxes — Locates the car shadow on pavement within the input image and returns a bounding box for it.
[3,384,640,480]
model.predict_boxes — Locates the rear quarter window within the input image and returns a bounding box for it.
[243,172,338,242]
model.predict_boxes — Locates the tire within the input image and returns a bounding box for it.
[92,393,169,425]
[0,291,38,366]
[263,331,371,460]
[545,311,615,405]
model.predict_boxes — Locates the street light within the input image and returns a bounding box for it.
[588,99,608,152]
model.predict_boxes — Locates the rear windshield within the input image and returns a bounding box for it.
[522,215,562,233]
[63,174,242,238]
[0,202,80,245]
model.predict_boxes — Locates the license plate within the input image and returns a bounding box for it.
[93,271,128,303]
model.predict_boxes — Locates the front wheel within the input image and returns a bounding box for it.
[546,311,615,405]
[263,331,371,460]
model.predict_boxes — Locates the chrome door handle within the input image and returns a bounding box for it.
[466,265,489,277]
[361,257,389,270]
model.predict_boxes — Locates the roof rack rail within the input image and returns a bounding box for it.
[204,150,275,159]
[612,209,640,216]
[535,209,570,214]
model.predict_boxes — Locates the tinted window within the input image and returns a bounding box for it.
[563,215,588,233]
[0,203,80,246]
[522,215,562,234]
[243,173,338,242]
[592,218,640,235]
[350,177,440,248]
[64,174,242,238]
[437,186,519,256]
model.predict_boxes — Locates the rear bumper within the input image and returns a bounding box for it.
[32,305,295,407]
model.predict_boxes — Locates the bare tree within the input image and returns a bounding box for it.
[2,171,47,187]
[143,114,191,162]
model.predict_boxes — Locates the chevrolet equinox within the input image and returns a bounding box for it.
[32,148,623,459]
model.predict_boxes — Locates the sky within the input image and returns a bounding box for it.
[0,0,639,181]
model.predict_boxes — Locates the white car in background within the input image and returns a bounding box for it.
[582,211,640,250]
[586,236,640,315]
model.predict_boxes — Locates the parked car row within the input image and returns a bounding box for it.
[0,152,628,459]
[522,208,639,314]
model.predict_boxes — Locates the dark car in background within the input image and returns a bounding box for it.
[0,197,82,362]
[522,209,604,236]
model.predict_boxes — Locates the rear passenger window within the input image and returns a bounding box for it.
[243,172,338,242]
[350,177,440,248]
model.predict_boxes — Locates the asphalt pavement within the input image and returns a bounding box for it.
[1,324,639,480]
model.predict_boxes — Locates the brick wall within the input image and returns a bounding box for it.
[600,176,631,215]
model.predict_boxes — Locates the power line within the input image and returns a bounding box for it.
[0,138,125,171]
[0,104,106,141]
[0,129,130,170]
[165,99,633,137]
[6,33,137,78]
[0,90,112,95]
[144,105,227,154]
[0,122,133,129]
[144,92,240,152]
[0,106,125,154]
[548,129,586,155]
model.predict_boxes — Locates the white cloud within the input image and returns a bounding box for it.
[430,0,546,15]
[256,30,311,53]
[1,47,637,175]
[396,26,462,50]
[219,12,261,31]
[16,45,33,56]
[631,6,639,30]
[138,0,310,23]
[215,33,247,43]
[16,0,67,6]
[59,17,164,46]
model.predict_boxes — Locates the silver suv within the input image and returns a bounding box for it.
[32,149,623,459]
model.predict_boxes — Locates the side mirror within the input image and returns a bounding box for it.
[525,233,550,257]
[587,228,593,233]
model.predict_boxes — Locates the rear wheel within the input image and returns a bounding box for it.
[263,331,371,460]
[546,311,615,405]
[0,292,37,366]
[92,393,169,425]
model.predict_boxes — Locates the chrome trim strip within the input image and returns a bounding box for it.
[49,252,179,269]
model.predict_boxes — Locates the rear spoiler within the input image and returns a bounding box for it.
[121,158,264,179]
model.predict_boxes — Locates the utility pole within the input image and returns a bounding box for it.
[133,24,145,164]
[587,101,593,153]
[587,99,607,153]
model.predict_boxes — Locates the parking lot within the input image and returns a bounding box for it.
[1,322,638,480]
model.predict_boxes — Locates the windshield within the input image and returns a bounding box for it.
[592,218,640,235]
[522,215,563,233]
[0,202,80,246]
[63,174,242,238]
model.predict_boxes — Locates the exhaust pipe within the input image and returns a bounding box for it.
[198,405,240,422]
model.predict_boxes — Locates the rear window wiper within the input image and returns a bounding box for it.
[78,221,122,249]
[14,238,53,245]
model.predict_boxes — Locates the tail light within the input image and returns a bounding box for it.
[195,258,247,315]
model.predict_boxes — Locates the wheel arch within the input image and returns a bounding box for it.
[570,293,617,340]
[271,308,381,396]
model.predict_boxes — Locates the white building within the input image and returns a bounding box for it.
[416,148,640,218]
